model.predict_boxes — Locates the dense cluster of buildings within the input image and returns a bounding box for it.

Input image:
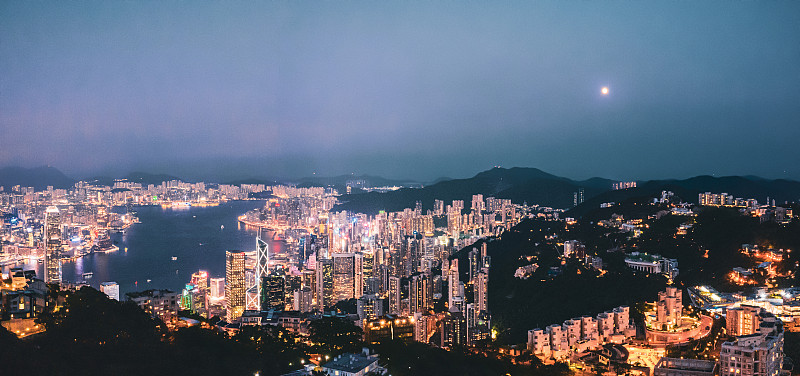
[527,306,635,361]
[1,177,546,354]
[698,192,793,223]
[655,305,785,376]
[166,190,548,351]
[4,176,797,375]
[0,178,278,287]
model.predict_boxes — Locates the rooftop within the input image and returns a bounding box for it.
[656,357,717,372]
[125,289,176,299]
[625,252,663,263]
[323,353,378,373]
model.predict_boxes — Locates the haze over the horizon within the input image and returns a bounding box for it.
[2,1,799,182]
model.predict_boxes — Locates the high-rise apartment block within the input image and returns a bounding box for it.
[727,306,763,337]
[719,314,783,376]
[44,206,62,284]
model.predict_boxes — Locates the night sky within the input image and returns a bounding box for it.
[2,1,799,182]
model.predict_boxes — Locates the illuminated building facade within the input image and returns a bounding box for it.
[727,306,763,337]
[255,236,269,310]
[527,305,634,360]
[656,287,683,331]
[440,307,467,348]
[447,259,461,308]
[126,289,179,322]
[332,253,363,302]
[44,206,62,284]
[209,277,225,302]
[293,287,313,313]
[364,315,415,344]
[316,257,333,310]
[261,275,285,311]
[474,270,488,314]
[720,314,783,376]
[225,250,245,321]
[388,276,401,315]
[410,273,430,313]
[100,281,119,301]
[654,358,717,376]
[190,270,208,311]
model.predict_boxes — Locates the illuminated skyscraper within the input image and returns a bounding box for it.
[410,273,431,313]
[44,206,62,284]
[474,270,489,314]
[191,270,209,311]
[255,235,269,310]
[316,257,333,310]
[388,276,401,315]
[362,249,375,280]
[225,250,246,321]
[332,253,363,303]
[261,275,285,311]
[448,259,461,308]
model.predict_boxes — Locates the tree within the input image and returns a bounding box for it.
[308,317,363,354]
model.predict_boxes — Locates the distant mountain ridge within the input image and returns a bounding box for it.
[334,167,614,214]
[335,167,800,215]
[0,166,76,190]
[1,166,797,214]
[289,174,419,189]
[569,175,800,217]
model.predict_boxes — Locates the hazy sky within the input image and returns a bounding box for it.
[2,1,799,181]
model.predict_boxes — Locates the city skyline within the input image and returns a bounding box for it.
[2,1,799,182]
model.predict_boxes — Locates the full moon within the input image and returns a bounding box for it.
[601,86,609,95]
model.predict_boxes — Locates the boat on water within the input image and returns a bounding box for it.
[220,224,225,230]
[171,256,178,261]
[82,272,93,279]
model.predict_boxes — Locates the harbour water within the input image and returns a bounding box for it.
[8,200,280,296]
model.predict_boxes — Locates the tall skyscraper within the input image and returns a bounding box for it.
[474,270,489,314]
[332,253,363,303]
[448,259,461,308]
[44,206,62,284]
[388,276,401,315]
[190,270,209,311]
[261,275,285,311]
[225,250,246,321]
[468,247,481,282]
[410,273,431,313]
[316,257,333,310]
[362,249,375,281]
[255,235,269,310]
[293,288,314,313]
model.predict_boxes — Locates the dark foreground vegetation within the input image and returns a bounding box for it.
[0,286,571,376]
